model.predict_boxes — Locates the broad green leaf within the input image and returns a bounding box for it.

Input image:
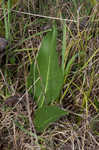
[34,26,63,107]
[34,105,68,132]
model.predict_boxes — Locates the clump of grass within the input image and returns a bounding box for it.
[1,0,11,40]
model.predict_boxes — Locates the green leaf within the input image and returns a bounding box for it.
[34,105,68,132]
[34,26,63,107]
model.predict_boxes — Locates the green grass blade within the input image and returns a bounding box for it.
[7,0,11,39]
[64,53,78,79]
[64,52,85,80]
[2,0,11,40]
[62,21,66,74]
[2,1,8,39]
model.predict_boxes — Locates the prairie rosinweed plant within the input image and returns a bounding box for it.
[27,24,83,132]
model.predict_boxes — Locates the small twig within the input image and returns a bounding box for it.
[0,8,78,23]
[88,131,99,146]
[12,10,77,22]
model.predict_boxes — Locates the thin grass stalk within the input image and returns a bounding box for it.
[72,0,77,12]
[7,0,11,39]
[62,21,66,74]
[2,0,11,40]
[2,0,9,39]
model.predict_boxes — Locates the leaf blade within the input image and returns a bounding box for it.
[34,105,68,132]
[34,26,63,106]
